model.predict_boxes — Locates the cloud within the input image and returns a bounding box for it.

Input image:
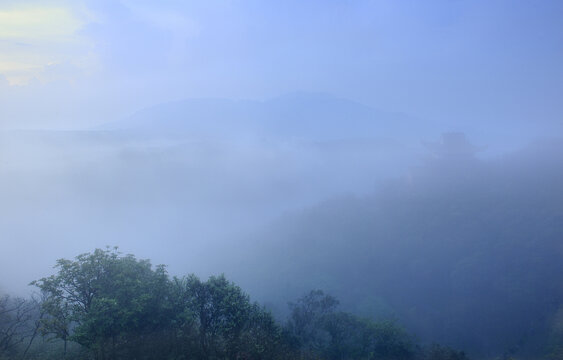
[120,1,199,39]
[0,7,82,40]
[0,3,97,85]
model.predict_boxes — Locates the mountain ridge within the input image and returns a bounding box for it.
[101,93,427,141]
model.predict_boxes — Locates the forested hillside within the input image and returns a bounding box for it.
[1,137,561,360]
[227,136,563,359]
[1,248,468,360]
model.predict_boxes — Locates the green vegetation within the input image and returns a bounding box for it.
[229,140,563,359]
[1,247,468,359]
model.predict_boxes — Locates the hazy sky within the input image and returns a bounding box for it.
[0,0,562,130]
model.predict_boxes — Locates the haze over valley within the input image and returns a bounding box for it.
[1,1,562,359]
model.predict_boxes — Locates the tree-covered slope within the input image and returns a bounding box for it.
[231,137,563,358]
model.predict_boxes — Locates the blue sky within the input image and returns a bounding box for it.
[0,0,562,130]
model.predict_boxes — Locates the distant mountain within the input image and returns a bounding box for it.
[104,93,428,141]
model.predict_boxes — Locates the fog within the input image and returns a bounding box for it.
[0,93,422,291]
[224,137,563,357]
[1,1,562,359]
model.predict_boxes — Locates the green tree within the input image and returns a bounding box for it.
[32,247,172,359]
[177,273,284,359]
[287,289,339,356]
[287,290,415,360]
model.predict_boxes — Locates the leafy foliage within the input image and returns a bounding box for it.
[30,248,289,359]
[287,290,416,360]
[235,140,563,357]
[12,248,472,359]
[32,248,171,359]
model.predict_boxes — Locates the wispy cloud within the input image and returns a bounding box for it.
[0,3,97,85]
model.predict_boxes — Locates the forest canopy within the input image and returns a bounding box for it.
[0,247,471,360]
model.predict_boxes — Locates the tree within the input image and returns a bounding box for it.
[177,273,285,359]
[286,290,415,360]
[0,294,39,358]
[24,248,470,359]
[32,247,172,359]
[31,248,289,359]
[287,289,339,355]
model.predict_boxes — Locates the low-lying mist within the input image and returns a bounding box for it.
[0,94,561,358]
[1,94,422,293]
[223,137,563,358]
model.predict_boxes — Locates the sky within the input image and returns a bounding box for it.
[0,0,562,130]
